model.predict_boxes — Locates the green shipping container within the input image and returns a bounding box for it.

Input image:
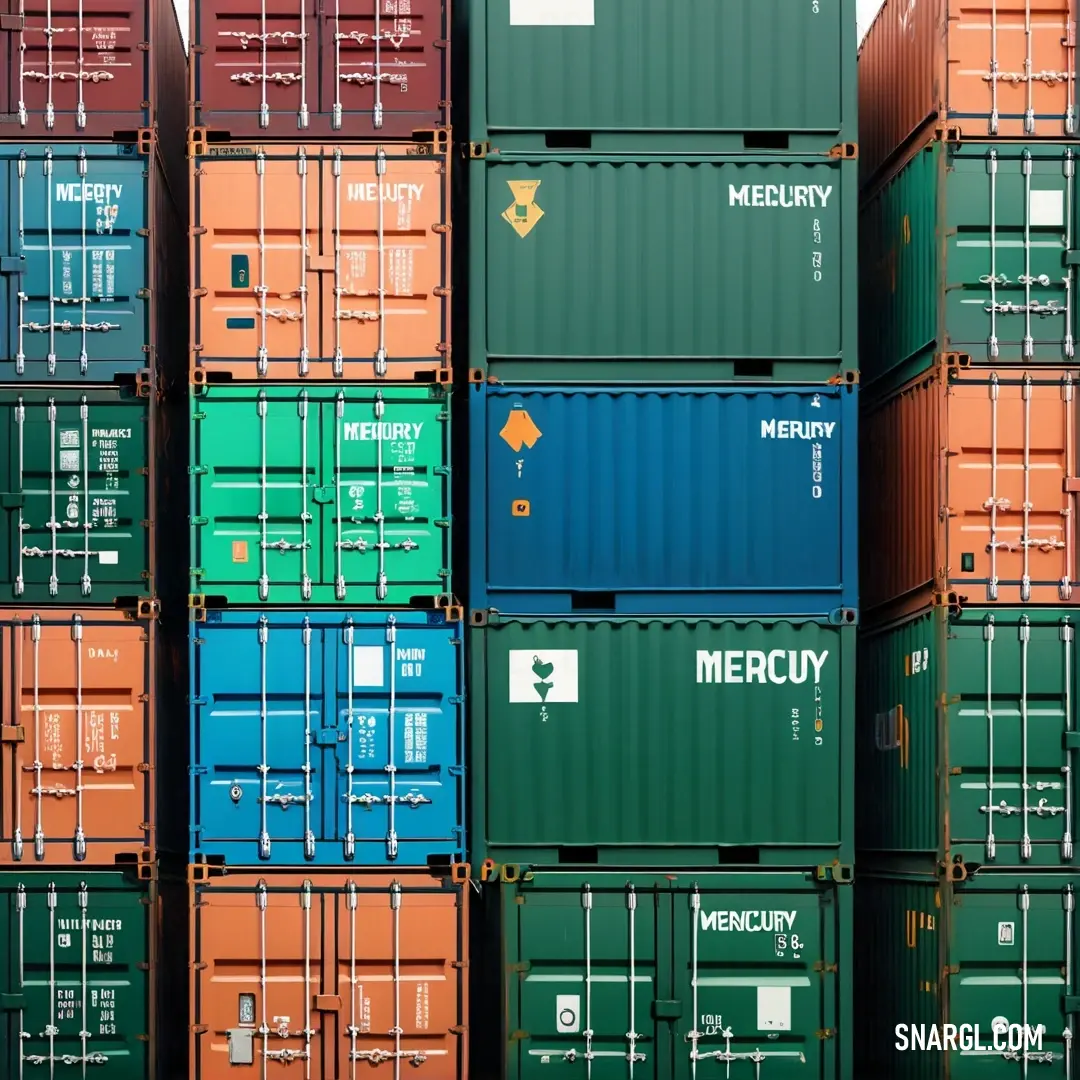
[484,869,852,1080]
[0,387,152,605]
[468,152,857,382]
[858,607,1078,869]
[466,0,857,153]
[469,616,855,866]
[856,870,1078,1078]
[189,384,452,607]
[0,871,154,1079]
[861,142,1080,400]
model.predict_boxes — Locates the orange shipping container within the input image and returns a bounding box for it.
[190,142,450,383]
[859,0,1077,189]
[189,868,468,1078]
[0,609,157,869]
[861,361,1080,621]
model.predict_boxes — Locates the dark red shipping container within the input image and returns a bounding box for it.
[188,0,449,141]
[0,0,187,174]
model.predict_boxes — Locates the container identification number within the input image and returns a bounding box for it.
[811,217,824,283]
[811,441,823,499]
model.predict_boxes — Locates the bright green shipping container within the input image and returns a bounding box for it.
[861,141,1080,400]
[469,616,855,866]
[856,870,1079,1078]
[468,151,857,382]
[858,607,1078,869]
[0,871,154,1079]
[466,0,857,153]
[0,387,152,605]
[189,385,452,607]
[483,869,852,1080]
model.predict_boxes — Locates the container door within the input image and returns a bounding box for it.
[947,612,1078,866]
[508,880,663,1080]
[1,613,148,865]
[673,883,843,1079]
[327,389,449,605]
[947,877,1078,1074]
[0,149,146,380]
[332,877,465,1073]
[1,876,150,1080]
[333,615,461,864]
[0,394,148,604]
[192,615,331,864]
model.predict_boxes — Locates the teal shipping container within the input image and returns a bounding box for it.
[861,141,1080,400]
[480,869,852,1080]
[469,615,855,867]
[855,870,1079,1079]
[468,150,857,382]
[465,0,857,153]
[858,606,1079,869]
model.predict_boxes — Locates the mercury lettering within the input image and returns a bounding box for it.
[344,422,423,441]
[728,184,832,208]
[347,183,424,203]
[92,428,131,439]
[700,910,797,932]
[760,420,836,439]
[696,649,829,685]
[57,918,122,931]
[56,183,123,203]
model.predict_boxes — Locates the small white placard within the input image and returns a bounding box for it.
[556,994,580,1033]
[98,551,119,565]
[508,649,579,703]
[998,921,1015,945]
[353,645,384,687]
[1029,189,1064,227]
[757,985,791,1031]
[510,0,595,25]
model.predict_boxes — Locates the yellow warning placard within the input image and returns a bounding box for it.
[499,407,542,452]
[502,180,544,239]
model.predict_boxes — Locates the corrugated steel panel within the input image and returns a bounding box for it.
[189,384,452,607]
[0,609,156,867]
[469,616,855,866]
[859,606,1078,868]
[861,366,1080,619]
[190,609,464,867]
[0,387,153,605]
[468,0,856,152]
[856,871,1077,1076]
[0,870,156,1079]
[190,143,451,382]
[190,868,467,1080]
[484,870,852,1080]
[860,141,1079,400]
[858,0,1076,190]
[468,152,857,382]
[0,143,182,383]
[469,382,858,615]
[189,0,449,141]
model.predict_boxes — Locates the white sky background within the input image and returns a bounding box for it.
[170,0,888,58]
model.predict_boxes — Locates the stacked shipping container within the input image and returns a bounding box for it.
[182,3,467,1076]
[855,1,1080,1073]
[463,2,858,1074]
[0,0,187,1074]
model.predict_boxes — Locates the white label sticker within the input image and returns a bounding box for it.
[509,0,594,25]
[1029,189,1064,227]
[757,985,791,1031]
[998,921,1015,945]
[556,994,580,1033]
[59,450,81,472]
[352,646,384,687]
[509,649,579,703]
[97,551,119,565]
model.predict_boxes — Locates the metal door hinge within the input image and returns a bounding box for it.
[1065,478,1080,493]
[0,726,25,744]
[0,14,26,30]
[191,1024,208,1035]
[1065,994,1080,1013]
[1064,732,1080,750]
[0,256,25,274]
[313,995,341,1012]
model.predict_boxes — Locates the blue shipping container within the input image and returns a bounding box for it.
[189,609,465,867]
[469,382,859,616]
[0,144,152,381]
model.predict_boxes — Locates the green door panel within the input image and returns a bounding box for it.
[0,388,150,604]
[0,871,152,1080]
[858,607,1077,867]
[494,871,851,1080]
[190,385,452,606]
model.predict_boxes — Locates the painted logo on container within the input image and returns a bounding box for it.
[695,650,829,685]
[508,649,578,703]
[728,184,833,208]
[502,180,544,239]
[56,182,123,204]
[343,422,424,441]
[760,420,836,440]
